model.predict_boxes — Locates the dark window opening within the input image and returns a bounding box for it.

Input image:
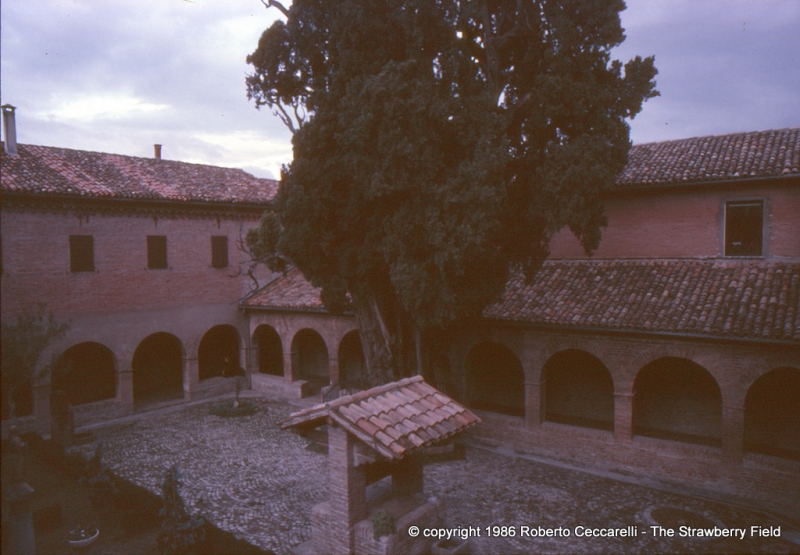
[52,342,116,405]
[198,325,241,380]
[147,235,167,269]
[211,236,228,268]
[725,201,763,256]
[254,325,283,376]
[744,367,800,461]
[544,350,614,431]
[70,235,94,272]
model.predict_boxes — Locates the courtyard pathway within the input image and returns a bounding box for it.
[87,397,798,555]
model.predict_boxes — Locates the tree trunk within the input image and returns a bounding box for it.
[350,277,421,388]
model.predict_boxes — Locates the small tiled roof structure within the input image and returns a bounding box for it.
[242,267,325,311]
[620,128,799,188]
[486,259,800,342]
[1,143,278,205]
[282,376,480,460]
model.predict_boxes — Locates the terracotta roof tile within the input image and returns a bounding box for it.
[620,128,799,187]
[1,143,278,205]
[282,376,480,459]
[485,259,800,342]
[242,267,326,312]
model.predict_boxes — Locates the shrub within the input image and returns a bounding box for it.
[158,465,206,555]
[372,510,395,541]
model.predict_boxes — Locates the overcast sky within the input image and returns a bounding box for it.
[2,0,799,179]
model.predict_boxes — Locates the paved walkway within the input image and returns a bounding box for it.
[84,396,798,555]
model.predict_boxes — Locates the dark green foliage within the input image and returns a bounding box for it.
[372,509,395,540]
[1,304,69,420]
[246,0,658,385]
[80,443,120,507]
[158,465,206,555]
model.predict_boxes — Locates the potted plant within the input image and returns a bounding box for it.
[66,525,99,548]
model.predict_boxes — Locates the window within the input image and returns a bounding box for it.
[725,201,763,256]
[147,236,167,269]
[70,235,94,272]
[211,236,228,268]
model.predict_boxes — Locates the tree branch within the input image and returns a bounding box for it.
[260,0,290,18]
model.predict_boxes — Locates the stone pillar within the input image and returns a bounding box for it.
[614,393,633,444]
[327,424,367,555]
[184,356,199,399]
[284,350,295,383]
[118,366,135,416]
[392,452,423,497]
[330,356,340,385]
[525,381,542,429]
[722,405,745,464]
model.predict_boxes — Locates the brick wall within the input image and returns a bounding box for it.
[448,324,800,517]
[0,201,270,433]
[1,207,264,318]
[548,183,800,259]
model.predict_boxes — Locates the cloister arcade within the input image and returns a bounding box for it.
[451,331,799,465]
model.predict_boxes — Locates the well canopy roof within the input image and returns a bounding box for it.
[282,376,480,460]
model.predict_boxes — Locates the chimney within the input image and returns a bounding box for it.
[2,104,18,156]
[154,144,162,160]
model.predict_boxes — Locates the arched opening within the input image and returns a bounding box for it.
[254,325,283,376]
[52,342,116,405]
[338,331,366,390]
[1,381,33,420]
[465,341,524,417]
[291,329,329,394]
[544,349,614,431]
[198,325,241,380]
[744,367,800,461]
[633,357,721,447]
[132,332,184,406]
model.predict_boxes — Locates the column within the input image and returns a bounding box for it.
[722,405,745,464]
[327,424,367,555]
[614,393,633,444]
[525,381,542,429]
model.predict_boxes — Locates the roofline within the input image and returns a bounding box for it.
[482,317,800,348]
[1,191,271,212]
[609,173,800,197]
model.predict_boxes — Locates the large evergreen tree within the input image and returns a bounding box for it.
[246,0,658,386]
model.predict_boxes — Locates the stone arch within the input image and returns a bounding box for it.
[198,325,241,380]
[744,367,800,461]
[465,341,524,417]
[1,382,33,420]
[633,357,722,447]
[543,349,614,431]
[52,342,117,405]
[132,332,184,405]
[253,324,283,376]
[291,328,330,393]
[338,330,366,390]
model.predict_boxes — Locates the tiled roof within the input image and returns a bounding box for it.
[486,259,800,342]
[620,128,799,187]
[247,260,800,342]
[243,267,325,311]
[282,376,480,460]
[1,143,278,205]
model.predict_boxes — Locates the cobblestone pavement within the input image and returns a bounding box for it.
[90,398,798,555]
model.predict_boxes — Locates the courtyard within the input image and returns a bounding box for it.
[84,395,798,555]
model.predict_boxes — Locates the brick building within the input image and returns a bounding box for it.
[1,106,278,433]
[243,128,800,517]
[2,100,798,515]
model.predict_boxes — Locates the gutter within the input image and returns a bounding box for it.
[608,174,800,198]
